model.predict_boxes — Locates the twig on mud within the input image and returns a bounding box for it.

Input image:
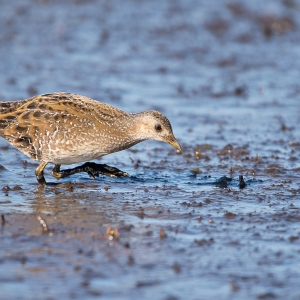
[160,228,167,239]
[37,215,49,233]
[1,214,5,226]
[106,226,119,240]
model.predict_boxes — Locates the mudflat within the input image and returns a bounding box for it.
[0,1,299,299]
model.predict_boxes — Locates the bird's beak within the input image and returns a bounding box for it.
[164,134,182,153]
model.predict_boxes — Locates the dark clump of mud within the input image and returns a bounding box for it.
[0,0,300,299]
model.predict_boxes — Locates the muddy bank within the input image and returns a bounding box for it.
[0,0,300,299]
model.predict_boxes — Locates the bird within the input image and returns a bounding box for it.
[0,92,181,184]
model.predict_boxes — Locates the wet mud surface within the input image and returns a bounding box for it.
[1,0,300,299]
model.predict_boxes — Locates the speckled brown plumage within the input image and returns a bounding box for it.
[0,92,181,184]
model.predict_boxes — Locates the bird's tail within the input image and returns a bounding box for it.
[0,100,27,115]
[0,100,27,136]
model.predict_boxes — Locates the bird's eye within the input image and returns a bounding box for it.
[155,124,162,132]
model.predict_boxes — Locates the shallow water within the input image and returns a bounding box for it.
[0,0,300,299]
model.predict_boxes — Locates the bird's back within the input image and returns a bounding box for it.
[0,92,132,164]
[0,99,28,115]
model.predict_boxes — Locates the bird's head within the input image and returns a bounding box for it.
[132,110,182,153]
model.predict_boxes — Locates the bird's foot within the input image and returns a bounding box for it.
[78,162,129,179]
[51,162,129,180]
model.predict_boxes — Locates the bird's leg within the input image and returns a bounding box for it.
[51,162,129,180]
[35,162,48,185]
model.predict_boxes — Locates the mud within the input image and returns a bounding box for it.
[0,0,300,299]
